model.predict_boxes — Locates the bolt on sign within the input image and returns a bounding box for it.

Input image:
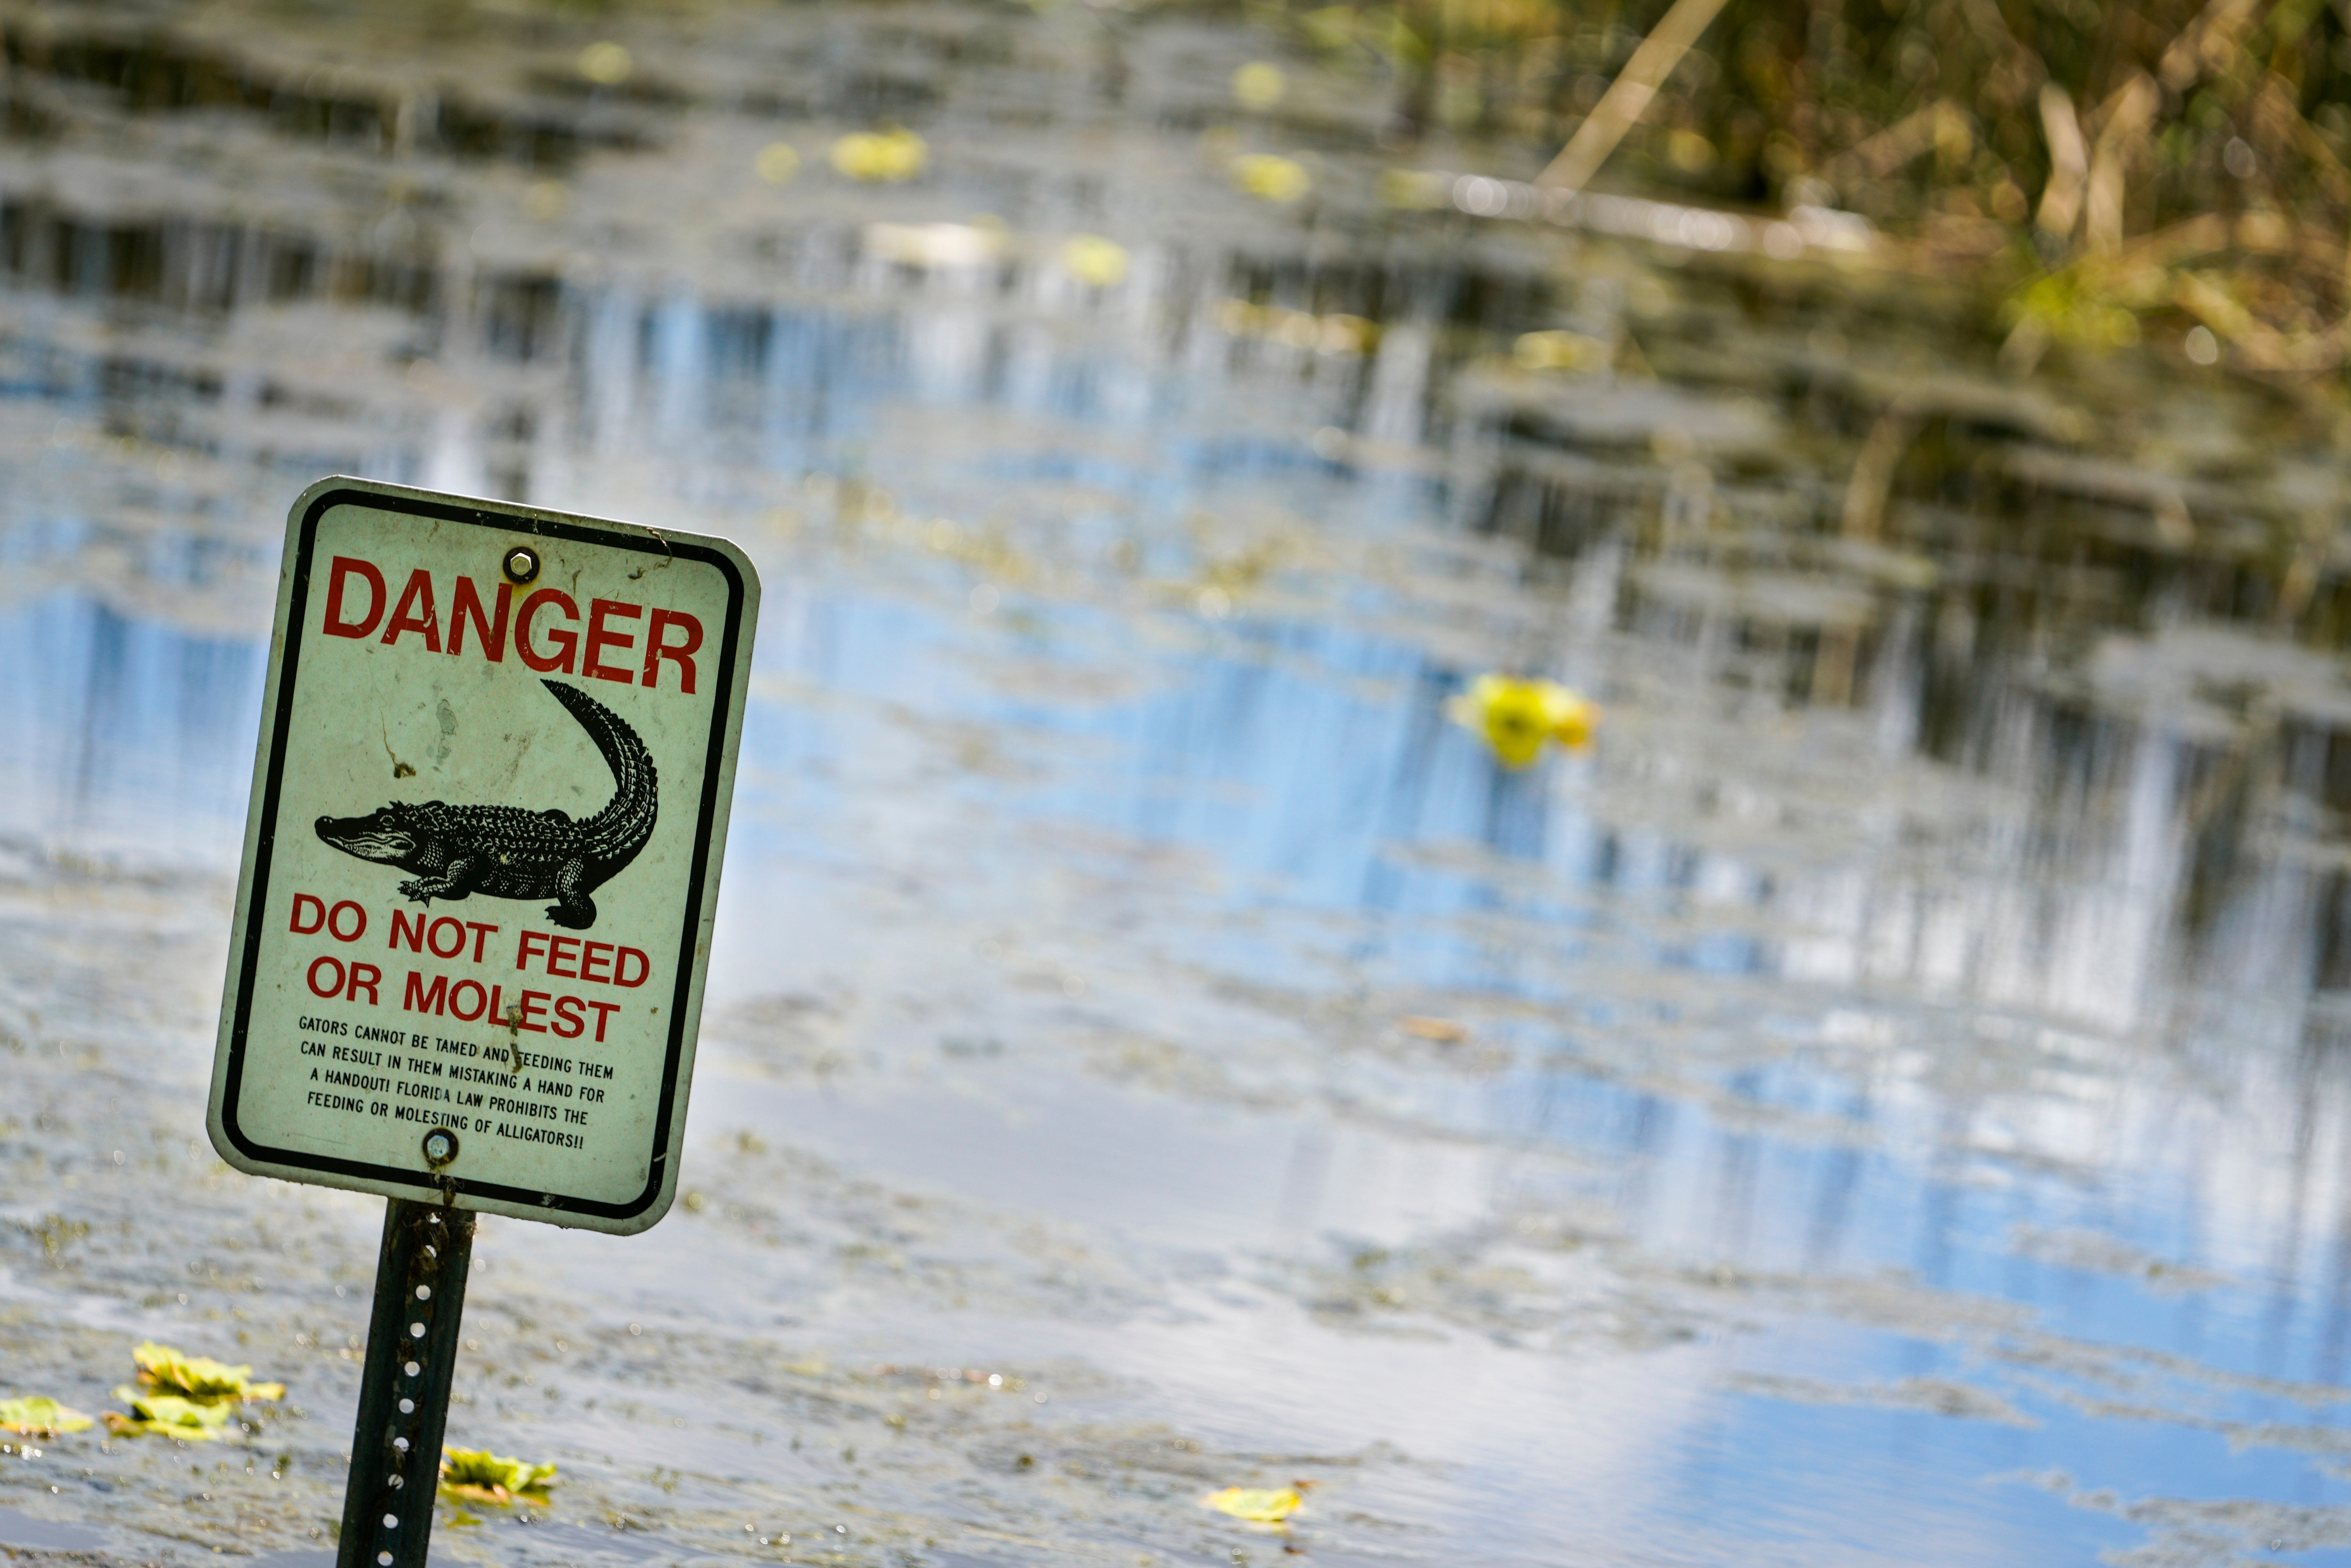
[208,476,759,1234]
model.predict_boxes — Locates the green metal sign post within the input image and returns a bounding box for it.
[336,1201,474,1568]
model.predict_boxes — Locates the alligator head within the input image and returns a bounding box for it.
[315,804,426,867]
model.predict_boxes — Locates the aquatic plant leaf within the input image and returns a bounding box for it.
[1514,330,1608,373]
[1231,155,1311,203]
[1201,1482,1311,1525]
[103,1392,236,1439]
[130,1341,284,1403]
[1446,676,1600,768]
[755,143,800,186]
[577,41,631,85]
[1232,62,1286,110]
[440,1446,558,1505]
[1377,168,1451,209]
[1061,235,1130,289]
[830,129,927,183]
[0,1397,94,1436]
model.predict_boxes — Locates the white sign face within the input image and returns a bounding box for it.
[208,477,759,1233]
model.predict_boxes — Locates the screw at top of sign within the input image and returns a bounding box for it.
[502,545,541,585]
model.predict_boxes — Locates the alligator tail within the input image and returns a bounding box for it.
[541,679,659,869]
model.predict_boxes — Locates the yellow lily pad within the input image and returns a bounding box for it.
[1202,1480,1312,1526]
[1232,61,1286,111]
[1061,235,1130,289]
[0,1397,93,1437]
[577,41,632,86]
[103,1393,235,1440]
[1231,154,1311,204]
[830,128,927,184]
[754,142,801,186]
[440,1446,558,1506]
[103,1341,286,1438]
[131,1341,285,1403]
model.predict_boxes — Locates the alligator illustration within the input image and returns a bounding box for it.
[314,679,657,931]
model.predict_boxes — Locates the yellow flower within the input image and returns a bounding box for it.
[1231,154,1311,203]
[1202,1480,1313,1526]
[830,128,927,183]
[1447,675,1600,768]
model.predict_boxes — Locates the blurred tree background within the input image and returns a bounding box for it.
[1271,0,2350,377]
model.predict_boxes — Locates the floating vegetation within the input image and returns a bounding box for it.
[831,127,928,183]
[0,1397,93,1437]
[576,41,632,86]
[1447,676,1600,769]
[1512,330,1610,374]
[103,1342,284,1439]
[1202,1480,1313,1526]
[439,1446,558,1506]
[1376,167,1455,209]
[127,1341,285,1404]
[754,142,801,185]
[1060,235,1131,289]
[1231,61,1286,111]
[20,1213,90,1267]
[1213,299,1376,355]
[104,1394,237,1440]
[1230,153,1311,204]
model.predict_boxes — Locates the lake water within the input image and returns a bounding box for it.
[5,4,2351,1565]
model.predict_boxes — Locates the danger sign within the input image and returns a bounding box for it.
[208,477,759,1233]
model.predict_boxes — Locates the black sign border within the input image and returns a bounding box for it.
[219,484,745,1221]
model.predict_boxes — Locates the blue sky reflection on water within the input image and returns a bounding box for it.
[7,8,2351,1560]
[11,526,2349,1560]
[609,549,2351,1560]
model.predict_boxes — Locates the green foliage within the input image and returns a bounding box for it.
[0,1397,94,1437]
[101,1341,285,1440]
[104,1393,236,1440]
[439,1445,558,1505]
[1276,0,2351,373]
[128,1341,285,1403]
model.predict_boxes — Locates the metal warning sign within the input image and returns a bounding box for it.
[208,476,758,1233]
